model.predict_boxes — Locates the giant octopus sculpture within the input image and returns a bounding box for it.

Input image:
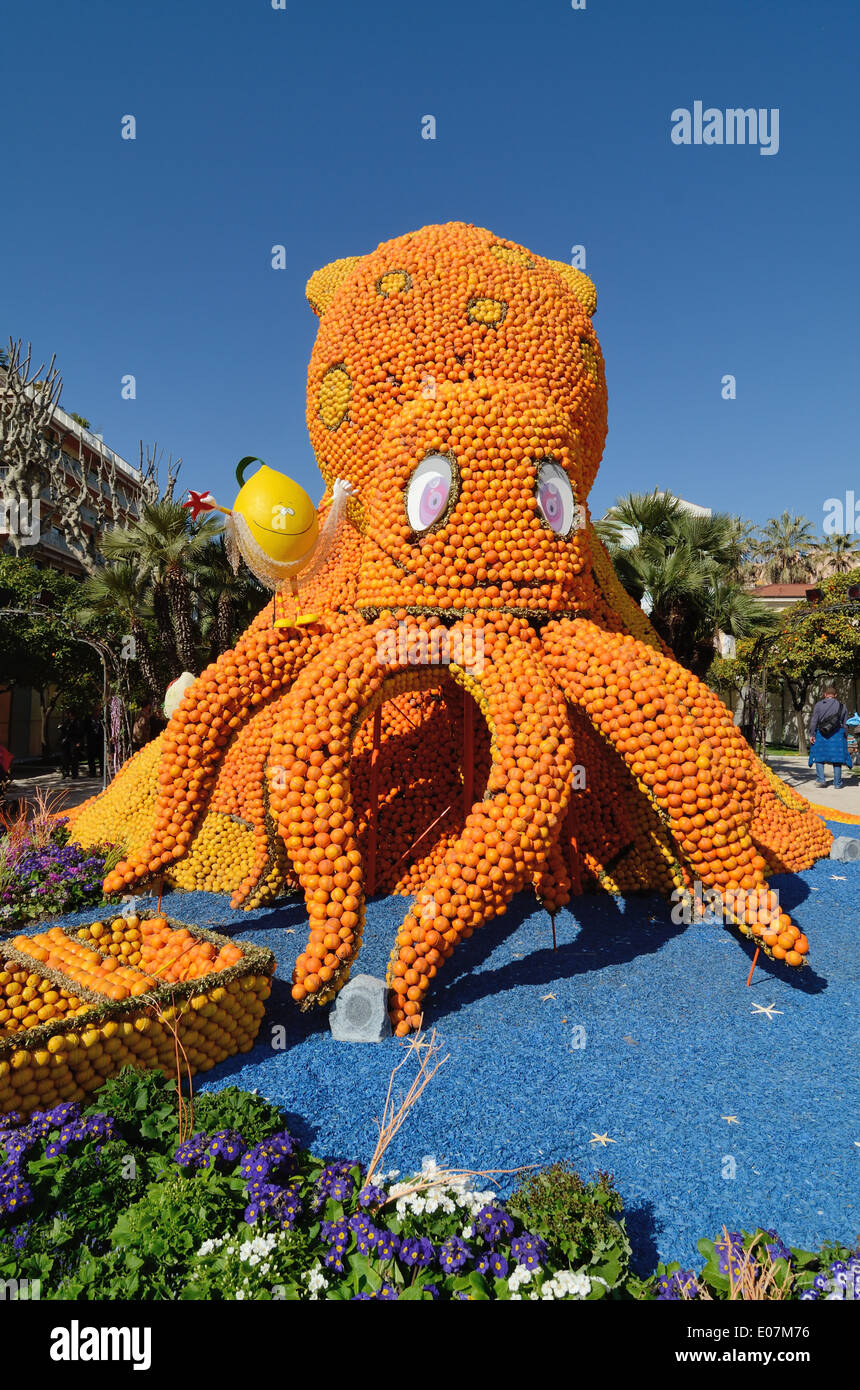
[66,223,830,1034]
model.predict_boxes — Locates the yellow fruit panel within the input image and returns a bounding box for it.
[0,920,275,1116]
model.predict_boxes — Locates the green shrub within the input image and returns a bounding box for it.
[508,1164,631,1290]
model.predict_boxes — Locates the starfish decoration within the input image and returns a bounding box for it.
[721,1116,740,1124]
[182,489,218,520]
[589,1132,617,1147]
[750,1002,783,1020]
[622,1035,639,1046]
[541,992,557,1002]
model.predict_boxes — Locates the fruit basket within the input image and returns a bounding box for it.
[0,914,275,1116]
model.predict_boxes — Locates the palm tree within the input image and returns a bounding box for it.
[101,500,219,675]
[599,491,775,677]
[813,532,860,576]
[753,512,817,583]
[78,563,162,700]
[193,538,265,660]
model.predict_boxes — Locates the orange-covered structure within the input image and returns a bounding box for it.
[65,223,831,1034]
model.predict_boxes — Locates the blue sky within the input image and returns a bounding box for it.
[2,0,858,530]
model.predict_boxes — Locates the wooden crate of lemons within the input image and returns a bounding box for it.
[0,913,275,1116]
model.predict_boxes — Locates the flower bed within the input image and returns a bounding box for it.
[0,816,121,929]
[0,1070,855,1301]
[0,916,274,1116]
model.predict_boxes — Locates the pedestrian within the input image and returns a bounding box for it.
[0,743,13,797]
[131,701,153,752]
[86,709,104,778]
[58,712,84,779]
[808,686,851,789]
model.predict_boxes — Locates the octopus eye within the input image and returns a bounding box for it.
[406,454,455,533]
[535,461,576,535]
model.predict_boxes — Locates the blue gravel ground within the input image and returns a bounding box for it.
[46,818,859,1272]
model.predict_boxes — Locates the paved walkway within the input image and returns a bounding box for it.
[2,770,104,815]
[766,754,860,817]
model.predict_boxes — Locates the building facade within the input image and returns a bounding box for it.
[0,379,148,757]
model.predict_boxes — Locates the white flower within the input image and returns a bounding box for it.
[540,1269,592,1300]
[507,1265,535,1293]
[461,1225,474,1240]
[236,1289,246,1301]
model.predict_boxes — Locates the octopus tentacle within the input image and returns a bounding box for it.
[542,617,820,959]
[386,620,575,1034]
[267,618,448,1007]
[104,614,332,894]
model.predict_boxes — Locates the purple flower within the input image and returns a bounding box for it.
[715,1231,751,1280]
[175,1133,210,1171]
[323,1247,345,1273]
[763,1232,792,1265]
[355,1224,382,1256]
[474,1203,514,1244]
[510,1233,547,1270]
[0,1159,32,1217]
[399,1236,434,1269]
[476,1250,509,1278]
[45,1112,117,1157]
[206,1129,247,1168]
[375,1229,400,1261]
[358,1184,386,1210]
[318,1160,356,1204]
[321,1217,350,1247]
[656,1269,698,1300]
[439,1236,470,1272]
[239,1133,294,1184]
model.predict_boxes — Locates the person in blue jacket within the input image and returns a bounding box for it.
[808,686,851,788]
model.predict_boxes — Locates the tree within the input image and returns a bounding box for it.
[77,563,162,702]
[813,532,860,576]
[596,491,775,678]
[100,500,220,675]
[753,511,817,583]
[192,537,265,661]
[748,568,860,753]
[0,555,105,753]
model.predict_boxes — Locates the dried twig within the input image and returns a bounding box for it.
[681,1228,794,1301]
[364,1029,449,1188]
[384,1164,536,1207]
[154,996,195,1144]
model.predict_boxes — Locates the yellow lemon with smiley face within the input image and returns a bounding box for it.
[233,458,319,565]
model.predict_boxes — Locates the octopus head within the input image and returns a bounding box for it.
[305,222,607,619]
